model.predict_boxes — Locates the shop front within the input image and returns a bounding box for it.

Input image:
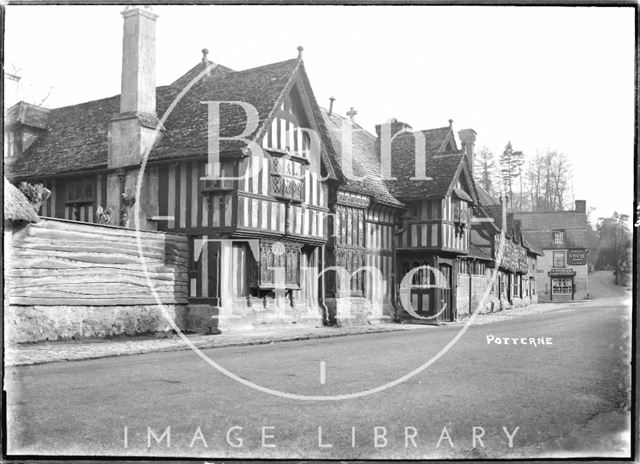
[548,268,577,302]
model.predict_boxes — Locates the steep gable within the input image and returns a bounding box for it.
[387,126,464,200]
[9,58,301,178]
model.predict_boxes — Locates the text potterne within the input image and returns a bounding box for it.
[123,425,520,449]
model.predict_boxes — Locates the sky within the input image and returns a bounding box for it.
[4,5,635,222]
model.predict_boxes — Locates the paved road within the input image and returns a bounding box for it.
[5,294,631,459]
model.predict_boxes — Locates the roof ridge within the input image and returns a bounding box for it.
[233,57,299,74]
[40,85,175,113]
[320,107,376,139]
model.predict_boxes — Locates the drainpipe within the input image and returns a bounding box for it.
[391,216,399,321]
[319,243,329,325]
[469,258,474,315]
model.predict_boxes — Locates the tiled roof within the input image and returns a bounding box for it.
[169,59,235,88]
[468,243,493,261]
[151,58,302,161]
[513,210,589,249]
[386,127,465,200]
[521,232,544,256]
[10,58,303,178]
[4,178,38,223]
[320,109,403,207]
[476,184,500,207]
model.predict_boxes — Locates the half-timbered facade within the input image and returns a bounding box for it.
[383,122,479,322]
[321,108,403,322]
[5,7,541,331]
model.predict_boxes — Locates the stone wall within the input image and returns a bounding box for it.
[5,218,188,343]
[456,274,499,315]
[456,272,540,317]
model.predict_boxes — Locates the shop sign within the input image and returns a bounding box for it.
[548,268,576,277]
[567,248,587,266]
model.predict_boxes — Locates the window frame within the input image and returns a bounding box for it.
[553,251,566,268]
[65,178,94,205]
[553,230,565,245]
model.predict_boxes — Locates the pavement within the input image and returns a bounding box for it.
[4,323,420,367]
[5,290,631,459]
[5,298,594,368]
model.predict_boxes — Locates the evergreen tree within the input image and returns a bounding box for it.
[474,146,497,193]
[499,141,525,207]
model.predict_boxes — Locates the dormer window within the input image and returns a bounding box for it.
[5,129,15,158]
[553,231,565,245]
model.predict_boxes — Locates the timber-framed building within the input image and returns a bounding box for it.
[5,7,543,331]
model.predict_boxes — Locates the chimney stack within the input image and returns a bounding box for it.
[109,7,159,169]
[575,200,586,213]
[119,7,158,115]
[106,7,161,229]
[514,219,522,240]
[375,118,412,139]
[458,128,477,176]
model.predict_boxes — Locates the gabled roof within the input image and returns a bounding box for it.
[170,59,235,88]
[151,58,302,160]
[521,232,544,256]
[4,178,38,223]
[5,101,50,130]
[386,126,466,200]
[468,243,493,261]
[512,210,589,249]
[321,109,403,207]
[9,57,309,178]
[476,184,500,207]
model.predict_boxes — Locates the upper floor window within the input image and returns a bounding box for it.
[5,130,15,158]
[270,157,304,203]
[553,251,566,268]
[66,178,94,204]
[553,231,565,245]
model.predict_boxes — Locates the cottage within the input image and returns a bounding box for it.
[513,201,589,302]
[470,185,543,311]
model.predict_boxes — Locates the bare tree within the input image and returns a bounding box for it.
[522,149,573,212]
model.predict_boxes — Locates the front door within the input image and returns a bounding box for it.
[438,263,453,322]
[189,235,220,305]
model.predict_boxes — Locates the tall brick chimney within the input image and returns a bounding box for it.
[375,118,412,179]
[120,7,157,115]
[106,7,161,229]
[108,6,159,169]
[458,128,477,176]
[575,200,586,213]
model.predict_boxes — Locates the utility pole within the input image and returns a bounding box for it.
[614,227,618,285]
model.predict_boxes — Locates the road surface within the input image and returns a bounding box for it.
[5,275,631,459]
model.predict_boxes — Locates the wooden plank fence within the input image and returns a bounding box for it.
[6,218,189,306]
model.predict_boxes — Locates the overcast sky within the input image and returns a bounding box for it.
[4,5,635,221]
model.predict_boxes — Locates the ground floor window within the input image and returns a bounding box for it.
[512,274,520,298]
[530,278,536,295]
[499,272,506,297]
[551,277,572,295]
